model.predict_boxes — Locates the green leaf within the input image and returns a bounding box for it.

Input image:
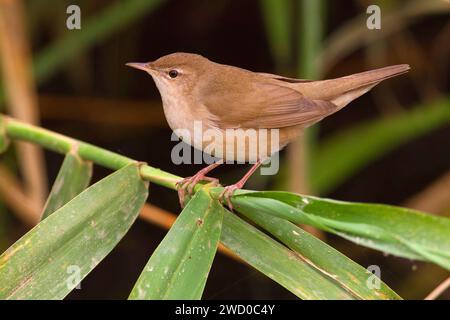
[220,208,355,300]
[311,99,450,194]
[129,187,223,300]
[260,0,293,69]
[235,205,401,299]
[232,191,450,270]
[34,0,166,84]
[40,152,92,220]
[0,163,148,299]
[298,0,324,77]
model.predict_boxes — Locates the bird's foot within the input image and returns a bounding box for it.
[176,174,219,208]
[219,182,244,211]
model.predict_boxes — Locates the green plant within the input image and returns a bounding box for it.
[260,0,450,196]
[1,114,449,300]
[311,97,450,194]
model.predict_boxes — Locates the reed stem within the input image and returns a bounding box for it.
[2,114,181,190]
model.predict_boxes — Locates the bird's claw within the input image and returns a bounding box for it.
[219,184,241,211]
[176,175,219,208]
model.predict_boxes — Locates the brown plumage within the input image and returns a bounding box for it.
[127,53,410,208]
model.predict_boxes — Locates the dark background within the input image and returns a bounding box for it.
[0,0,449,299]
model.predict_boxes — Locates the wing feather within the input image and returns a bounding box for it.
[201,76,338,129]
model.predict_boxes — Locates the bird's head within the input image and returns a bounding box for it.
[126,52,210,99]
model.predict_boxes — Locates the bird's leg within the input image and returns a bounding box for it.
[220,160,262,211]
[176,161,223,207]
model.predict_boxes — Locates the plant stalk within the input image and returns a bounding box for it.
[2,114,181,190]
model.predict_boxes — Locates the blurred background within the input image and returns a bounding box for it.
[0,0,449,299]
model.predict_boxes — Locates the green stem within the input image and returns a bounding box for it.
[2,115,180,190]
[298,0,324,78]
[298,0,324,193]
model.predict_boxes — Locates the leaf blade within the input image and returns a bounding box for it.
[0,163,148,299]
[311,99,450,194]
[260,0,293,68]
[232,191,450,270]
[235,204,401,299]
[220,209,356,300]
[129,187,223,300]
[41,152,92,220]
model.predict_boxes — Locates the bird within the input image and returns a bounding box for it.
[127,52,409,209]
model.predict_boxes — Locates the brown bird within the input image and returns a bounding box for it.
[127,53,409,208]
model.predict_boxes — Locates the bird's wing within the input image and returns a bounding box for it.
[202,77,338,129]
[257,72,312,83]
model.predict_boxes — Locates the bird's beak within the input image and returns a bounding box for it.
[126,62,153,72]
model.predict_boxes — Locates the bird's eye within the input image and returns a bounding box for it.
[168,70,178,78]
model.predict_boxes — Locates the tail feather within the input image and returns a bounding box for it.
[299,64,410,109]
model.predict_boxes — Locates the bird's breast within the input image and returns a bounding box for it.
[161,95,299,163]
[161,95,197,133]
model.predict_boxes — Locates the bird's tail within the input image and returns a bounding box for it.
[299,64,410,109]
